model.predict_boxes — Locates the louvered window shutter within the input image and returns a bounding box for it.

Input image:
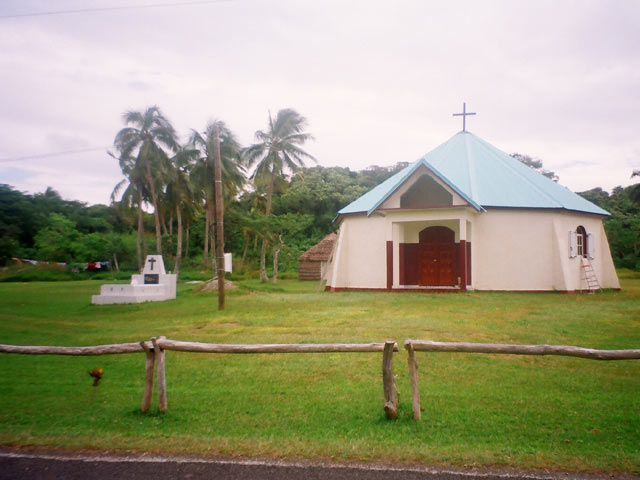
[569,231,577,258]
[587,233,595,259]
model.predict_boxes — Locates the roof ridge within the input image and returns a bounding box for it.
[469,133,563,208]
[418,158,484,212]
[462,134,479,204]
[421,132,458,164]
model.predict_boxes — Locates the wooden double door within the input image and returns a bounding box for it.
[418,226,457,286]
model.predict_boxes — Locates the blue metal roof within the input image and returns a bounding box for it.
[338,131,609,217]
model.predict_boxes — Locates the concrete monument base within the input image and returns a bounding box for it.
[91,255,177,305]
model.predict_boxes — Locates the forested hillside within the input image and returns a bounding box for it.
[578,186,640,270]
[0,163,406,273]
[3,173,638,274]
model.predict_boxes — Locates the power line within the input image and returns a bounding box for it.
[0,0,232,19]
[0,133,195,163]
[0,147,109,163]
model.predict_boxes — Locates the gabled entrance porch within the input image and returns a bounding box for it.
[387,216,472,291]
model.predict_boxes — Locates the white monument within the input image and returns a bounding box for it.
[91,255,177,305]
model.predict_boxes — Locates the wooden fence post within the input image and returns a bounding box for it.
[406,341,421,420]
[152,336,167,412]
[140,340,155,413]
[382,340,398,419]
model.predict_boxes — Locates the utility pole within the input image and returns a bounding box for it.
[213,123,225,310]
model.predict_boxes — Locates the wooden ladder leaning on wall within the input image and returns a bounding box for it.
[580,256,600,293]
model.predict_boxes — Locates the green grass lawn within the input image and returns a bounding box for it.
[0,272,639,473]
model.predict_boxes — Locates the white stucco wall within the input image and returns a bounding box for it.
[328,214,388,288]
[471,210,553,290]
[471,209,619,291]
[326,208,619,291]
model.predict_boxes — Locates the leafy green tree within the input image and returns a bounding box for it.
[357,163,409,189]
[511,153,558,182]
[81,231,136,269]
[630,169,640,204]
[113,106,179,256]
[0,184,36,263]
[230,191,267,267]
[266,213,314,283]
[274,164,408,248]
[579,186,640,270]
[244,108,315,282]
[276,166,364,238]
[34,213,84,263]
[0,184,144,269]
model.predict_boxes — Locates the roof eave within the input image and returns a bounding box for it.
[482,205,610,217]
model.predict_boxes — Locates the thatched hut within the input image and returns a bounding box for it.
[298,233,337,281]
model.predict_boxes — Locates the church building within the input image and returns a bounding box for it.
[324,113,619,292]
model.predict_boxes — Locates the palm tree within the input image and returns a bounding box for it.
[113,106,178,256]
[243,108,315,282]
[165,145,199,273]
[190,120,245,271]
[110,152,149,271]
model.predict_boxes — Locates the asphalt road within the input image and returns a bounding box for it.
[1,450,636,480]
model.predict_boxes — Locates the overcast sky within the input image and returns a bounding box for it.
[1,0,639,206]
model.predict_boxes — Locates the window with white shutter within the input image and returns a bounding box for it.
[576,226,588,258]
[569,230,577,258]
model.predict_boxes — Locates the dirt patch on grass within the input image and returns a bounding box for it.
[194,277,239,292]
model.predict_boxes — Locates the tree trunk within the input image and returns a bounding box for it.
[210,217,217,273]
[165,211,172,252]
[174,205,183,273]
[207,193,218,276]
[112,253,120,273]
[259,237,269,282]
[259,172,276,283]
[146,175,162,255]
[160,206,169,236]
[272,244,280,284]
[242,230,250,263]
[213,123,225,310]
[185,221,190,260]
[136,190,144,271]
[203,203,209,269]
[265,172,274,217]
[142,148,162,256]
[142,225,148,262]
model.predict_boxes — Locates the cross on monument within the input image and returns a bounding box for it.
[453,102,476,132]
[147,257,156,271]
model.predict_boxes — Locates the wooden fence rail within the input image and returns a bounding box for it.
[156,339,395,354]
[0,338,399,418]
[7,336,636,422]
[404,339,640,421]
[0,342,147,355]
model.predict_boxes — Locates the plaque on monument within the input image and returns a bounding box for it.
[144,274,159,284]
